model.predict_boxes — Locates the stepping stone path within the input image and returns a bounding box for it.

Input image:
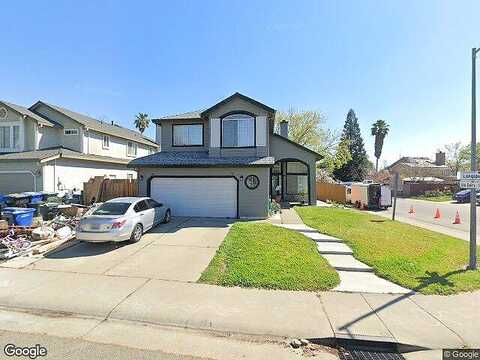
[274,214,410,294]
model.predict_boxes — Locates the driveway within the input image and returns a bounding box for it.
[26,217,232,282]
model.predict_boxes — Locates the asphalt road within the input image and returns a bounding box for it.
[377,197,479,240]
[0,330,202,360]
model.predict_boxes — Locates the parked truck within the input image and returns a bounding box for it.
[351,183,391,210]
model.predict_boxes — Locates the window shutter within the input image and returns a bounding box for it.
[255,116,267,146]
[210,118,220,147]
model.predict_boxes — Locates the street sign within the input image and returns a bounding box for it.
[460,180,480,189]
[459,171,480,180]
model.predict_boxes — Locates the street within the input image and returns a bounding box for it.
[0,330,201,360]
[375,198,480,241]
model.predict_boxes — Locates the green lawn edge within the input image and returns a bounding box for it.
[296,206,480,295]
[198,222,340,291]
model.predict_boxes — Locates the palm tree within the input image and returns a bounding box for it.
[371,119,390,172]
[134,113,150,134]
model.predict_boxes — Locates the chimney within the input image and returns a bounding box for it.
[435,151,446,166]
[280,120,289,138]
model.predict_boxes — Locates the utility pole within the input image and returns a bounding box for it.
[470,47,479,270]
[392,172,399,221]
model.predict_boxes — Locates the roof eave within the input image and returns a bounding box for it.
[200,92,276,117]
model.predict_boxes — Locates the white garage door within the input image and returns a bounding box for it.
[150,177,237,218]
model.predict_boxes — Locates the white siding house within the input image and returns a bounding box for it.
[0,100,158,194]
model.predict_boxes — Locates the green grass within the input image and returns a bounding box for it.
[198,222,339,291]
[410,194,453,202]
[296,206,480,295]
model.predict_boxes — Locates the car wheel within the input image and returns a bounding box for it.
[129,224,143,243]
[163,209,171,223]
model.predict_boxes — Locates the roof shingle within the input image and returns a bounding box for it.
[31,102,158,147]
[127,151,274,168]
[0,101,58,127]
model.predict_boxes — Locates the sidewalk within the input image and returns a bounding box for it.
[0,266,478,349]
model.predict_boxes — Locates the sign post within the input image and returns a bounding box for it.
[460,171,479,269]
[392,172,399,221]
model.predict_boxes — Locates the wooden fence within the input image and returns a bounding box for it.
[83,176,138,204]
[316,182,347,203]
[401,181,458,197]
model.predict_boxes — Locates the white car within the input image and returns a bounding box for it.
[76,197,171,243]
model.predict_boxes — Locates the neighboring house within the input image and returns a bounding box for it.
[0,100,158,194]
[386,152,453,180]
[128,92,322,219]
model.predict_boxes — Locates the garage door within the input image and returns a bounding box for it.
[150,177,237,218]
[0,173,35,194]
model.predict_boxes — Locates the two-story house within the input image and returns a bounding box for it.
[128,93,322,219]
[0,100,158,194]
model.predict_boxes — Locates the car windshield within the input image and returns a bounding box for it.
[92,202,131,216]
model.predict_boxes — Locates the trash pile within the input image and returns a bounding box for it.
[0,190,97,260]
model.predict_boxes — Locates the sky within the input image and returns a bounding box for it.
[1,0,479,167]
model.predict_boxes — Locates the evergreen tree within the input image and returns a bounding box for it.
[333,109,369,181]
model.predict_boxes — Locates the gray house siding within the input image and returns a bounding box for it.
[158,119,209,152]
[269,134,317,205]
[137,166,270,218]
[206,96,272,159]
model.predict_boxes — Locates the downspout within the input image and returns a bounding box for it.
[53,159,56,192]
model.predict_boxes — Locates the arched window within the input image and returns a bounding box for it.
[221,114,255,148]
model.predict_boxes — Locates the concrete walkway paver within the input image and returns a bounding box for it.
[275,209,410,294]
[335,271,411,294]
[316,242,353,255]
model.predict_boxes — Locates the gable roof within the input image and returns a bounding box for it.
[152,92,275,123]
[200,92,275,116]
[272,133,323,159]
[386,156,447,170]
[0,101,58,127]
[0,146,130,164]
[30,101,158,147]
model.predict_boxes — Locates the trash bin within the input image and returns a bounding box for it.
[22,192,44,204]
[2,207,36,226]
[39,191,58,202]
[5,193,30,207]
[27,202,45,217]
[39,203,60,221]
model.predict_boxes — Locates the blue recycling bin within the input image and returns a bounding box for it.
[2,207,36,226]
[22,192,44,204]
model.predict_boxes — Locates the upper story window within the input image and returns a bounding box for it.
[64,129,79,136]
[0,125,20,149]
[127,141,138,157]
[102,135,110,149]
[173,124,203,146]
[221,114,255,148]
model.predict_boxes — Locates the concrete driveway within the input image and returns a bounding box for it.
[27,217,232,282]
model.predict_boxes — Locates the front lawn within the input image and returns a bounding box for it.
[296,207,480,295]
[198,222,339,291]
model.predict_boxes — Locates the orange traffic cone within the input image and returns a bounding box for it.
[453,211,461,224]
[408,205,415,214]
[434,208,441,219]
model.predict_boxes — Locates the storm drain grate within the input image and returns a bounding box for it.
[336,339,405,360]
[338,348,405,360]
